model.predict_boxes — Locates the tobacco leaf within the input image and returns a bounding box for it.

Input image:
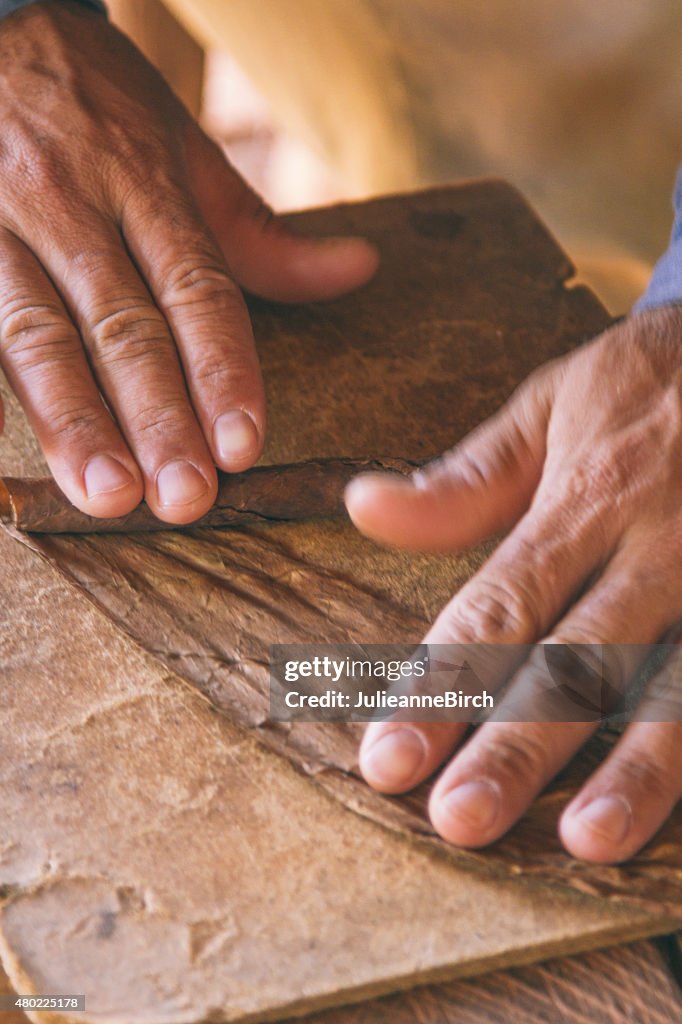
[13,521,682,920]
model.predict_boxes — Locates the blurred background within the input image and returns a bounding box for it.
[108,1,354,208]
[108,0,682,315]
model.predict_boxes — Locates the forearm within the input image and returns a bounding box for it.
[634,165,682,312]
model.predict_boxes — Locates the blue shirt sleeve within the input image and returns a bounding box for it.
[0,0,106,17]
[634,165,682,312]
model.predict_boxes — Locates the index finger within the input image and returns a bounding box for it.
[120,178,264,473]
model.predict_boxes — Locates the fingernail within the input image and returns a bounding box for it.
[156,460,209,508]
[362,728,425,789]
[213,411,259,467]
[84,454,135,498]
[441,780,500,831]
[575,795,632,843]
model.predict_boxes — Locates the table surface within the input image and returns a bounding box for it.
[1,182,680,1023]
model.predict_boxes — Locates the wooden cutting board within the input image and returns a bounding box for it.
[0,182,679,1024]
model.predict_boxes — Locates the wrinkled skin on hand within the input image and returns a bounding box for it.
[0,0,377,523]
[348,306,682,864]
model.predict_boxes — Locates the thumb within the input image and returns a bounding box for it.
[187,129,379,303]
[345,369,555,552]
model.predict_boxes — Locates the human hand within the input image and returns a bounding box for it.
[0,1,377,523]
[346,306,682,863]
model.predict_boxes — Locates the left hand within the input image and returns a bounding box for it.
[346,305,682,863]
[0,1,377,524]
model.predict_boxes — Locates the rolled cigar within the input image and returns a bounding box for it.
[0,457,421,534]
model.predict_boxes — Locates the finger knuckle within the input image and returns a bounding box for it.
[20,145,67,195]
[113,141,177,191]
[550,450,634,522]
[20,160,89,224]
[126,397,190,438]
[161,257,241,311]
[115,167,188,229]
[441,577,541,644]
[191,359,230,389]
[44,402,104,445]
[582,451,634,503]
[88,303,170,366]
[191,349,255,391]
[0,301,75,365]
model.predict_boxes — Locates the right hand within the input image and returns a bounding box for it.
[0,0,377,522]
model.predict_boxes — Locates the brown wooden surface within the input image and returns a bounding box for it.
[1,183,680,1023]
